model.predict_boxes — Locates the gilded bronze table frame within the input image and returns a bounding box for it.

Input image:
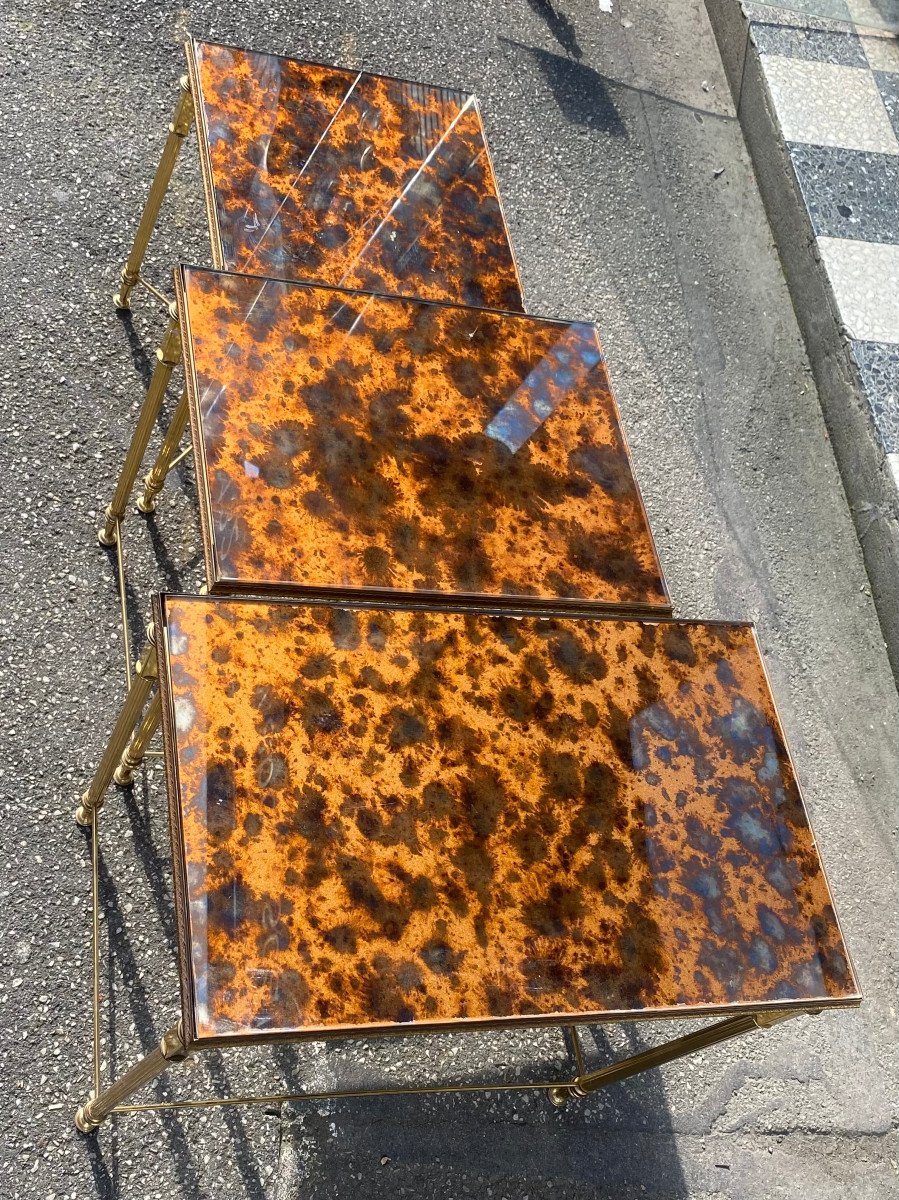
[73,610,841,1133]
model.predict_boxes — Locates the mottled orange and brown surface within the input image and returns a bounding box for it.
[189,41,524,310]
[159,595,857,1045]
[180,266,668,611]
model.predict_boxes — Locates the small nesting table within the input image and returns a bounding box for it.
[113,40,524,315]
[74,593,859,1130]
[99,265,670,616]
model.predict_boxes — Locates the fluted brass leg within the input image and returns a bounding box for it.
[113,691,162,785]
[137,388,189,513]
[75,1023,188,1133]
[76,627,158,825]
[98,319,182,546]
[548,1009,802,1107]
[113,76,194,311]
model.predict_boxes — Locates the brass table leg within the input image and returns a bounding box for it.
[113,76,194,312]
[137,388,190,513]
[98,318,182,546]
[113,690,162,785]
[549,1009,802,1107]
[75,1023,188,1133]
[76,627,158,825]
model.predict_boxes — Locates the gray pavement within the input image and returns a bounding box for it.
[0,0,897,1197]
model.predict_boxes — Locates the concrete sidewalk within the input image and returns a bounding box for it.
[705,0,899,679]
[0,0,897,1197]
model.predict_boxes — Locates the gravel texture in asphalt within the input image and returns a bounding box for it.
[0,0,897,1197]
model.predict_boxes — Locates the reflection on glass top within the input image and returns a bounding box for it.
[160,594,859,1045]
[189,41,524,310]
[179,266,669,612]
[750,0,899,33]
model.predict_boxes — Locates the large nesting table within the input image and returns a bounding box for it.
[74,594,858,1129]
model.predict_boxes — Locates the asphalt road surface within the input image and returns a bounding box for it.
[0,0,896,1197]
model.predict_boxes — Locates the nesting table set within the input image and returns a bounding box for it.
[74,39,859,1135]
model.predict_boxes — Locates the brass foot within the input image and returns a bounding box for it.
[75,807,90,827]
[548,1086,571,1108]
[75,1100,101,1134]
[113,268,140,312]
[113,762,135,786]
[98,505,120,547]
[75,790,100,827]
[136,476,158,514]
[74,1020,187,1131]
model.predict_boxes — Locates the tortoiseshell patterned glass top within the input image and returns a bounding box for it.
[189,41,524,310]
[179,266,669,611]
[159,595,858,1046]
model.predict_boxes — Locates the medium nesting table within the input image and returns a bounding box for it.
[75,593,859,1130]
[99,265,670,625]
[113,40,524,315]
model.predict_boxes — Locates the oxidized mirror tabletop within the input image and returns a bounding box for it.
[158,594,858,1047]
[187,41,524,310]
[178,265,669,612]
